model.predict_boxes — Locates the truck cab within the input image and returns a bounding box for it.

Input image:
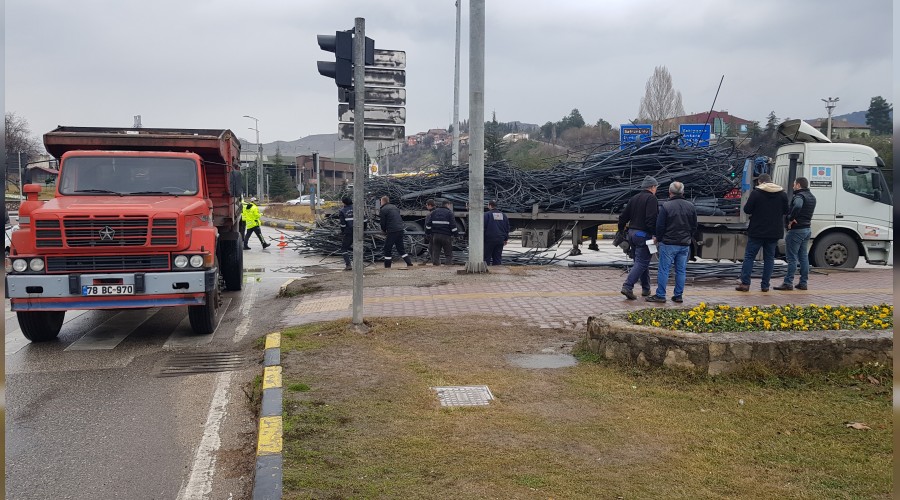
[773,120,892,267]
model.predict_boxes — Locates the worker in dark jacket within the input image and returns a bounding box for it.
[736,173,789,292]
[338,196,355,271]
[483,200,510,265]
[379,196,413,268]
[646,181,697,304]
[425,199,458,265]
[775,177,817,290]
[617,176,659,299]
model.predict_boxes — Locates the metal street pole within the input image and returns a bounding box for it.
[312,152,320,218]
[822,97,839,140]
[465,0,487,273]
[452,0,461,167]
[18,151,24,195]
[352,17,367,325]
[243,115,262,201]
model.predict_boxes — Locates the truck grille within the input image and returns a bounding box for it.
[33,217,179,248]
[46,254,170,273]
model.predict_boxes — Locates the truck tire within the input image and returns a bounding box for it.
[18,310,65,342]
[189,268,221,335]
[220,237,243,291]
[812,232,859,269]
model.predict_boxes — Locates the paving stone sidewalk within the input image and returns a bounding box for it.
[279,265,893,329]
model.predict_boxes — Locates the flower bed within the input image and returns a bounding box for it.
[627,303,893,333]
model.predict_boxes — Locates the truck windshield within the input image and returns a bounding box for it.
[58,157,199,196]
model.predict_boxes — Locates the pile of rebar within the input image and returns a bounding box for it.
[352,133,744,216]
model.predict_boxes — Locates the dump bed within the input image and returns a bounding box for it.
[43,126,240,167]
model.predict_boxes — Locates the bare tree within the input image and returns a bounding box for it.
[6,112,43,158]
[637,66,685,134]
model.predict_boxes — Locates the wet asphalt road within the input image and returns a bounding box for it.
[4,224,320,500]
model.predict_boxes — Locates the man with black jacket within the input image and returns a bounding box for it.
[425,199,458,265]
[736,173,789,292]
[774,177,817,290]
[379,196,413,268]
[646,181,696,303]
[617,176,659,299]
[338,196,355,271]
[483,200,510,265]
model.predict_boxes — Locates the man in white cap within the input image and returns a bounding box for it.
[617,175,659,299]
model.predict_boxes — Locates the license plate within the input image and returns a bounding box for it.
[82,284,134,296]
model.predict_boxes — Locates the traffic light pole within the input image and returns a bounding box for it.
[351,17,366,326]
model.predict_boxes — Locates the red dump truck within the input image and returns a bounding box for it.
[5,126,245,341]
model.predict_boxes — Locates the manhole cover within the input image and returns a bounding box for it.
[156,352,250,377]
[432,385,494,407]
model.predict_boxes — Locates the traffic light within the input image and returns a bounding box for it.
[317,30,374,88]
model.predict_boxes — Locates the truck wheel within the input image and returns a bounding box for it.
[220,238,243,291]
[18,311,65,342]
[189,269,221,335]
[403,221,427,256]
[812,232,859,268]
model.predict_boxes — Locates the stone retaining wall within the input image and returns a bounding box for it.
[585,313,892,375]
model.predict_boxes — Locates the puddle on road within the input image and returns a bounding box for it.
[506,353,578,369]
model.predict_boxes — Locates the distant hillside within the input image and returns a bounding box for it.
[804,109,892,126]
[238,133,390,161]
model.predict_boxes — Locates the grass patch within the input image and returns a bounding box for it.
[285,381,311,392]
[628,302,893,333]
[278,281,324,298]
[279,316,892,499]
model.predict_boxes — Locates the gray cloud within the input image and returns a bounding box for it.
[6,0,892,145]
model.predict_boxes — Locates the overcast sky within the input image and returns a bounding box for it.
[5,0,893,148]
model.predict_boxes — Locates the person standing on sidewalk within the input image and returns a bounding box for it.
[425,199,458,265]
[242,197,270,250]
[379,196,413,268]
[617,176,659,299]
[338,196,355,271]
[646,181,696,304]
[736,173,789,292]
[775,177,816,291]
[483,200,510,265]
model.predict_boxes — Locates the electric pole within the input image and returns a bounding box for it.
[452,0,461,167]
[465,0,487,273]
[822,97,839,140]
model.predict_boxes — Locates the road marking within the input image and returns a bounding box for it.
[6,309,90,356]
[65,308,158,351]
[262,366,282,390]
[233,281,258,343]
[177,370,233,500]
[163,298,233,350]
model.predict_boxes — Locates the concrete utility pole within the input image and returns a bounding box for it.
[452,0,461,167]
[312,152,320,218]
[465,0,487,273]
[822,97,839,140]
[351,17,367,325]
[243,115,263,200]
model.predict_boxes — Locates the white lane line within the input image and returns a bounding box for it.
[163,298,233,350]
[232,281,258,343]
[64,308,159,351]
[177,370,234,500]
[6,309,90,356]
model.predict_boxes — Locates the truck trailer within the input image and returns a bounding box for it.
[6,126,245,341]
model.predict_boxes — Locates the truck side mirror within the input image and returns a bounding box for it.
[872,188,882,202]
[229,171,243,197]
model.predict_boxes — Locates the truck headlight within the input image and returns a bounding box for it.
[12,259,28,272]
[174,255,189,268]
[29,258,45,272]
[189,255,204,268]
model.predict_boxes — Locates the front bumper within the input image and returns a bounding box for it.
[6,270,215,311]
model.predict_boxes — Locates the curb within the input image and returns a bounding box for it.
[261,218,311,231]
[252,332,283,500]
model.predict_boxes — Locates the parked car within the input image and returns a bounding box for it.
[285,195,323,206]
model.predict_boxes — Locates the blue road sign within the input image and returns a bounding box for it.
[620,124,652,149]
[679,124,711,147]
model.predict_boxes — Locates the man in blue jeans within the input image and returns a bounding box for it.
[617,176,659,299]
[736,173,789,292]
[646,181,697,303]
[774,177,816,290]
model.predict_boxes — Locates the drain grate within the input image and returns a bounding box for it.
[432,385,494,407]
[157,352,250,377]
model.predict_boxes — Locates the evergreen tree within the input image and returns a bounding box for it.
[484,112,507,163]
[865,96,892,135]
[266,147,298,201]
